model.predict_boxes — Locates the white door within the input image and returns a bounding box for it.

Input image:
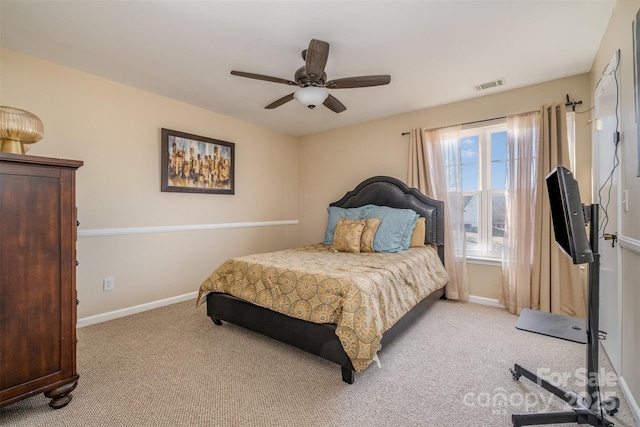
[593,50,622,373]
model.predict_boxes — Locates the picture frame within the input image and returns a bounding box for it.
[161,128,235,194]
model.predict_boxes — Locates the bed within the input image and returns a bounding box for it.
[196,175,448,384]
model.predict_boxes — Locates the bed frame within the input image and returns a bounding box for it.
[206,175,446,384]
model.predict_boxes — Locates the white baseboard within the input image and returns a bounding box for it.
[77,291,198,328]
[468,295,505,308]
[619,376,640,425]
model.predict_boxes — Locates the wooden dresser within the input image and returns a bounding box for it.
[0,153,83,409]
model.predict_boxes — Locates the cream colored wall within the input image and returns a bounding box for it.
[466,263,501,300]
[0,48,299,318]
[298,74,593,300]
[590,0,640,415]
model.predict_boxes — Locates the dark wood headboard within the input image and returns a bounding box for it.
[329,176,445,264]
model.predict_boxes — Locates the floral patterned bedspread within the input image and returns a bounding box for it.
[197,243,449,372]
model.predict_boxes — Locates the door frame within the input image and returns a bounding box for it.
[592,49,623,373]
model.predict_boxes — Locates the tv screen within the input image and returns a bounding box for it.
[546,166,594,265]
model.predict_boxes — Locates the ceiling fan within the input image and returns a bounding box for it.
[230,39,391,113]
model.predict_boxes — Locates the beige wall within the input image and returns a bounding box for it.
[1,48,299,318]
[0,51,596,314]
[591,0,640,415]
[298,74,593,245]
[298,73,593,299]
[466,263,501,300]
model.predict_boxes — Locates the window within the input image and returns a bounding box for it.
[443,114,575,261]
[455,123,507,259]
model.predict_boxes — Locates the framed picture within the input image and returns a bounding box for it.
[161,128,235,194]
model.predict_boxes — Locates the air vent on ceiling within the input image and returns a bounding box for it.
[473,78,506,92]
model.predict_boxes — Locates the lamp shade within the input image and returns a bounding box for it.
[0,106,44,154]
[294,87,328,109]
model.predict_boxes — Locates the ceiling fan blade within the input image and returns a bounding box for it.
[323,94,346,113]
[305,39,329,82]
[265,93,295,109]
[325,75,391,89]
[231,70,297,86]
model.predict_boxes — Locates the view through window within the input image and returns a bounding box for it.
[456,123,507,258]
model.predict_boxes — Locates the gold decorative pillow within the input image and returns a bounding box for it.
[330,218,366,253]
[409,217,426,247]
[360,218,382,252]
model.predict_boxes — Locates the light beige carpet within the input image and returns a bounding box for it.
[0,299,637,427]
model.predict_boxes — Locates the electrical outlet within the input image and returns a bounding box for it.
[103,277,114,291]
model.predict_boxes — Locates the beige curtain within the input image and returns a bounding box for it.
[408,128,469,300]
[530,104,586,317]
[500,104,585,316]
[500,111,540,314]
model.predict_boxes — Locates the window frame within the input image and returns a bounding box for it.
[460,121,507,260]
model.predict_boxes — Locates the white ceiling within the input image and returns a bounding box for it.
[1,0,614,137]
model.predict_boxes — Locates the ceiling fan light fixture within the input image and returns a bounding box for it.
[294,86,328,109]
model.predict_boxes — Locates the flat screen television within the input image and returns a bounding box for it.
[545,166,594,265]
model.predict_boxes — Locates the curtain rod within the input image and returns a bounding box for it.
[401,103,571,136]
[401,115,506,136]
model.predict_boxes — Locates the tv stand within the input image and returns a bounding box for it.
[510,363,619,426]
[515,308,586,344]
[509,204,620,426]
